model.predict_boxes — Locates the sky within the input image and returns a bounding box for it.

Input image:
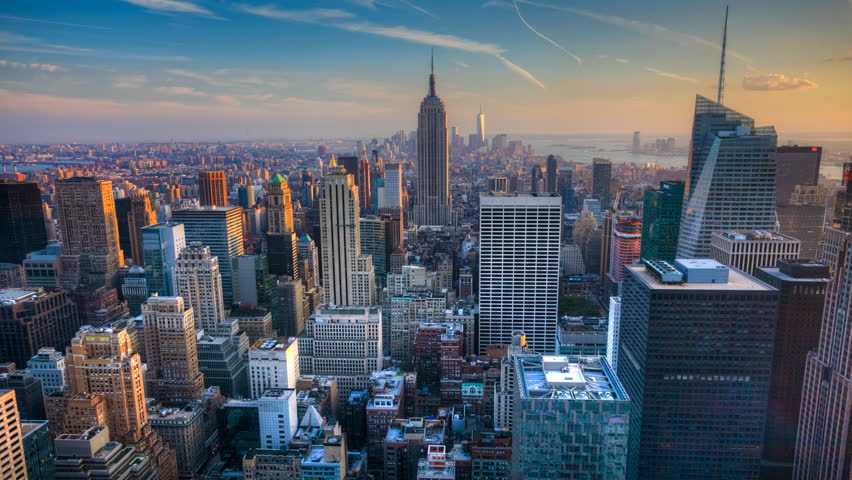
[0,0,850,142]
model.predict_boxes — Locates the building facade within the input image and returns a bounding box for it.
[709,230,801,275]
[172,243,226,333]
[640,181,684,263]
[141,223,186,297]
[0,181,47,265]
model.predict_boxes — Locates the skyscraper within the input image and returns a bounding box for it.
[775,146,821,206]
[173,242,226,333]
[198,171,228,207]
[794,229,852,478]
[619,259,778,479]
[266,174,294,234]
[55,177,122,289]
[340,155,372,213]
[142,296,206,404]
[0,389,27,480]
[124,191,156,266]
[141,223,186,296]
[479,193,562,354]
[413,55,453,227]
[297,234,320,290]
[530,165,542,194]
[632,131,641,154]
[640,181,684,263]
[319,158,375,306]
[0,287,79,369]
[360,217,388,287]
[754,260,829,479]
[710,230,801,275]
[545,155,558,193]
[678,96,778,258]
[608,214,642,284]
[592,158,612,209]
[476,106,486,148]
[172,205,244,303]
[0,181,47,265]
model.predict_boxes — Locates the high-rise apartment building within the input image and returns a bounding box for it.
[754,260,829,479]
[319,159,375,306]
[608,214,642,283]
[172,242,226,333]
[198,171,228,207]
[171,205,244,304]
[479,194,562,354]
[142,296,206,404]
[298,306,382,405]
[248,338,300,398]
[0,181,47,265]
[592,158,612,209]
[678,96,778,258]
[619,259,778,479]
[512,355,629,479]
[0,287,80,369]
[794,230,852,479]
[775,146,821,206]
[640,181,684,263]
[141,223,186,297]
[710,230,801,275]
[0,389,27,480]
[413,57,453,227]
[55,177,123,289]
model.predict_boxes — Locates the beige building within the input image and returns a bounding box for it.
[249,338,300,398]
[45,392,108,436]
[710,230,801,275]
[173,243,226,333]
[0,389,27,480]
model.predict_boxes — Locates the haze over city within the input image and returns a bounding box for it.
[1,0,851,141]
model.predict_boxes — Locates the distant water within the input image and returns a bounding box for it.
[518,133,688,168]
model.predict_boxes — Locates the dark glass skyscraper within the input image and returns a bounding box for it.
[592,158,612,209]
[0,181,47,265]
[545,154,558,193]
[640,181,684,262]
[775,146,821,206]
[619,259,778,479]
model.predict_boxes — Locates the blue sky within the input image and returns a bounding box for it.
[0,0,849,142]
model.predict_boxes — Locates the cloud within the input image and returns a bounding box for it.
[113,74,148,88]
[0,59,65,72]
[513,0,582,65]
[615,58,629,64]
[398,0,437,18]
[519,1,753,66]
[481,0,513,8]
[0,14,111,31]
[235,5,355,21]
[644,67,698,83]
[119,0,222,19]
[452,59,471,68]
[496,55,545,88]
[156,86,209,97]
[742,73,818,91]
[168,68,289,88]
[0,29,187,61]
[823,52,852,63]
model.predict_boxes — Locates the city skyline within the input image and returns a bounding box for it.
[1,0,850,141]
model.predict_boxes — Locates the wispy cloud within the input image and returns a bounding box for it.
[119,0,222,19]
[113,74,148,88]
[644,67,698,83]
[512,0,581,65]
[615,58,629,64]
[235,5,355,21]
[742,73,818,91]
[0,29,187,61]
[169,68,288,88]
[496,55,545,88]
[823,51,852,63]
[519,0,753,66]
[452,59,471,68]
[156,85,241,104]
[0,59,65,72]
[0,15,111,31]
[398,0,437,18]
[481,0,513,9]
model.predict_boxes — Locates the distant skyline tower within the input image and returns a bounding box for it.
[0,180,47,265]
[631,131,641,154]
[677,96,778,258]
[592,158,612,209]
[173,242,226,333]
[55,177,122,289]
[198,171,228,207]
[545,155,558,193]
[479,193,562,354]
[266,174,298,279]
[413,53,453,227]
[476,105,486,147]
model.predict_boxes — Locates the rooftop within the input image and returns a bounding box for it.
[516,354,629,402]
[715,230,799,242]
[628,263,772,291]
[250,337,296,351]
[0,288,40,304]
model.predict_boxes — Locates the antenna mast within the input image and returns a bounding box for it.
[717,5,728,104]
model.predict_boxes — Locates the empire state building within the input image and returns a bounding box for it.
[414,55,454,226]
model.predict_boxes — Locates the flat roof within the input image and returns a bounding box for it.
[627,264,774,291]
[0,288,39,304]
[516,354,628,402]
[756,267,830,283]
[480,193,561,206]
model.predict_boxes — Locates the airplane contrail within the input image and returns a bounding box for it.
[513,0,582,65]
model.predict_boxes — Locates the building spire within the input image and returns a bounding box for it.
[428,49,436,97]
[717,5,728,105]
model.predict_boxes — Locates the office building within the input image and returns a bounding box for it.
[0,389,27,480]
[123,191,157,266]
[267,231,298,279]
[413,56,454,227]
[0,287,80,369]
[476,107,486,147]
[21,419,53,480]
[340,155,372,213]
[555,317,608,356]
[640,181,684,263]
[754,260,829,479]
[22,244,62,288]
[297,234,320,290]
[512,355,629,479]
[120,266,148,315]
[607,296,621,374]
[778,190,826,260]
[479,193,562,354]
[238,185,256,209]
[592,158,612,209]
[632,131,641,154]
[232,255,278,313]
[530,165,542,194]
[619,259,778,479]
[383,163,404,209]
[608,214,642,283]
[55,177,123,289]
[0,372,45,421]
[0,181,47,265]
[258,388,298,450]
[198,171,228,207]
[319,158,375,306]
[794,229,852,479]
[229,307,274,344]
[44,392,108,436]
[26,347,66,395]
[148,404,208,478]
[196,334,248,399]
[545,155,558,193]
[53,426,155,479]
[249,338,300,398]
[710,230,801,275]
[775,146,821,205]
[172,242,226,333]
[141,223,185,297]
[0,263,24,288]
[278,279,307,337]
[298,306,383,405]
[142,296,206,404]
[678,96,778,258]
[172,205,244,304]
[360,217,388,287]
